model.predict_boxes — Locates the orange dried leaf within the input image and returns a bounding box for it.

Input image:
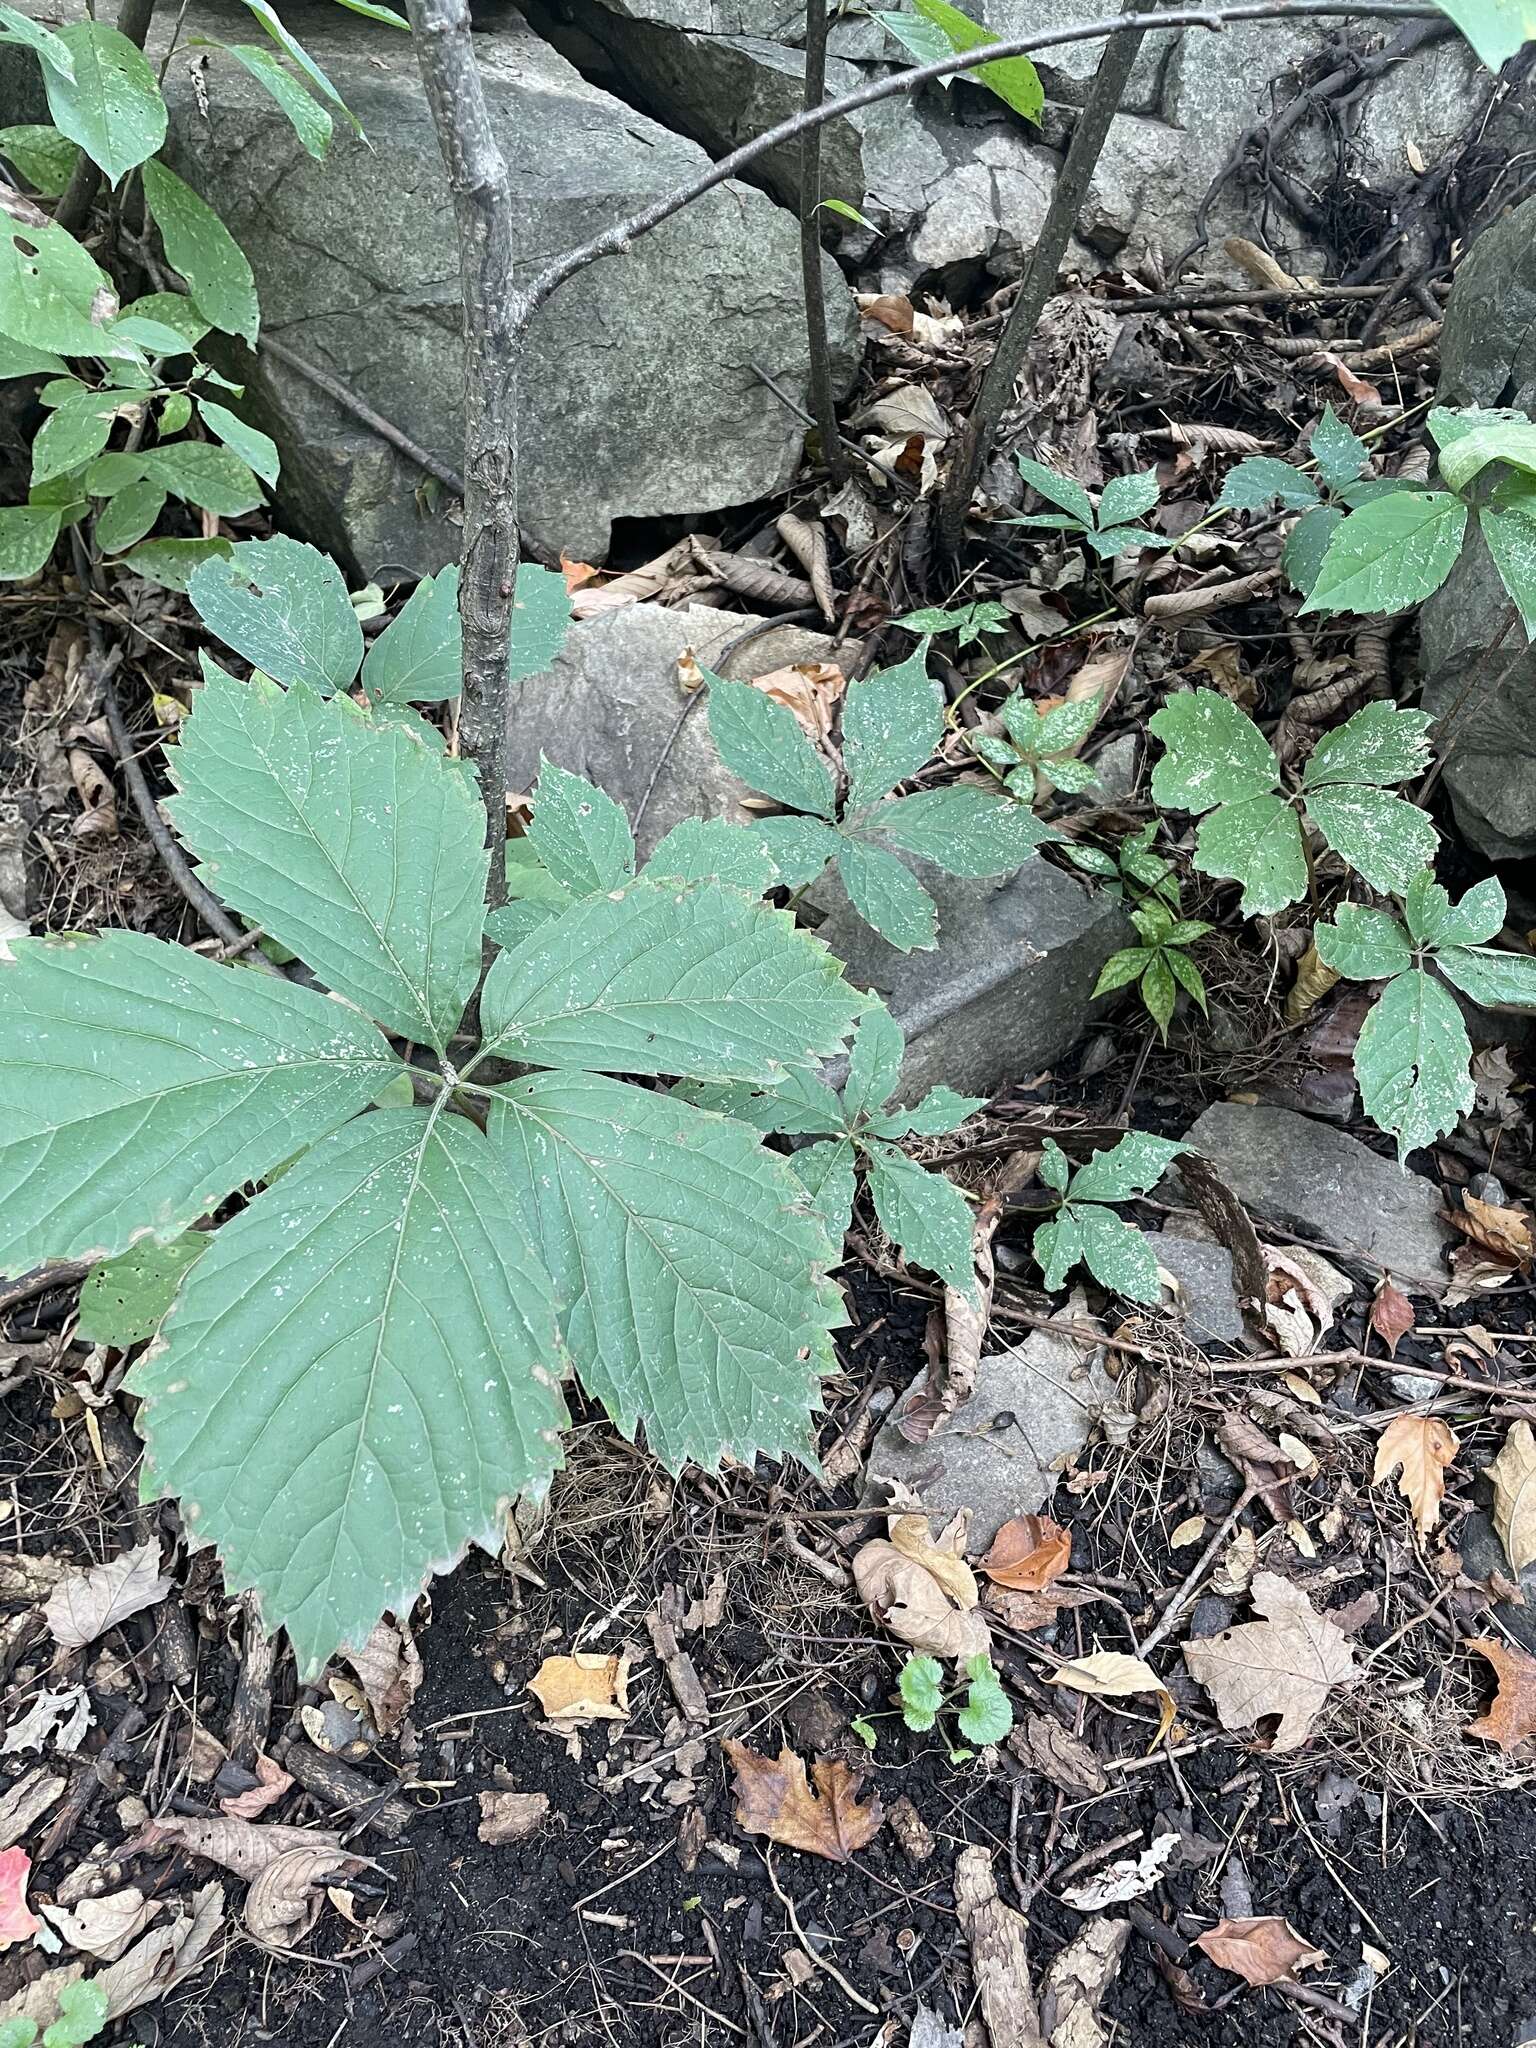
[1195,1915,1325,1986]
[1369,1279,1415,1356]
[1372,1415,1458,1534]
[723,1742,883,1863]
[1466,1638,1536,1752]
[1455,1193,1536,1268]
[527,1652,630,1724]
[981,1515,1072,1592]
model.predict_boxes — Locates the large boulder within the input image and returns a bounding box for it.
[7,0,856,575]
[1418,197,1536,860]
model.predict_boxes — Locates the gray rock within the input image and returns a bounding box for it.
[1437,195,1536,416]
[863,1303,1119,1546]
[1458,1510,1536,1656]
[1354,34,1483,180]
[1176,1103,1453,1290]
[2,0,855,575]
[504,601,850,858]
[981,0,1175,111]
[1154,1236,1246,1346]
[813,859,1128,1101]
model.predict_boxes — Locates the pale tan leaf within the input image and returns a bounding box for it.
[527,1651,630,1724]
[344,1616,423,1739]
[44,1540,173,1649]
[1049,1652,1164,1702]
[1372,1415,1458,1534]
[1061,1831,1179,1910]
[245,1845,361,1949]
[1489,1421,1536,1573]
[1195,1915,1325,1986]
[749,661,846,745]
[723,1742,882,1863]
[135,1816,343,1884]
[1181,1571,1356,1752]
[0,1769,64,1851]
[42,1885,162,1962]
[92,1881,225,2020]
[1465,1637,1536,1752]
[1170,1516,1207,1550]
[852,1538,990,1660]
[477,1790,550,1844]
[888,1513,979,1605]
[0,1685,93,1756]
[1456,1192,1535,1267]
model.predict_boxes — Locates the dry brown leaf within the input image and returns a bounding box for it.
[1261,1245,1349,1357]
[217,1752,293,1821]
[477,1790,551,1844]
[245,1845,362,1949]
[527,1651,630,1723]
[47,1881,224,2025]
[985,1581,1094,1631]
[0,1769,64,1850]
[982,1516,1072,1592]
[1465,1637,1536,1752]
[1283,940,1340,1025]
[1194,1916,1325,1986]
[1369,1279,1416,1356]
[135,1816,343,1884]
[723,1742,882,1863]
[856,291,914,335]
[851,1537,989,1661]
[42,1885,162,1962]
[889,1512,979,1605]
[68,747,117,842]
[1488,1421,1536,1574]
[345,1616,423,1739]
[44,1540,173,1649]
[1010,1716,1107,1796]
[1372,1415,1458,1534]
[1456,1192,1536,1267]
[750,661,846,744]
[1182,1571,1356,1753]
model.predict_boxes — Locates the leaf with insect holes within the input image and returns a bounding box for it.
[1406,872,1506,949]
[1372,1414,1456,1533]
[77,1232,207,1347]
[865,1140,978,1295]
[526,759,635,896]
[44,20,165,184]
[1218,457,1320,513]
[706,673,836,819]
[836,836,939,952]
[167,672,489,1052]
[1466,1637,1536,1751]
[1149,689,1277,811]
[898,1652,945,1731]
[645,818,781,895]
[1310,405,1368,491]
[957,1654,1013,1745]
[1352,966,1473,1157]
[872,785,1057,875]
[843,647,943,812]
[1301,490,1467,616]
[142,159,258,343]
[724,1741,883,1862]
[189,537,363,693]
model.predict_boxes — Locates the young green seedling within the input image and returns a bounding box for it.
[1093,897,1212,1041]
[1034,1132,1187,1304]
[1010,458,1169,560]
[970,685,1103,799]
[896,599,1013,649]
[871,1651,1012,1752]
[1065,821,1181,911]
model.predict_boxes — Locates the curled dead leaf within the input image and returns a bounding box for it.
[1455,1192,1535,1268]
[1372,1415,1457,1534]
[981,1516,1072,1593]
[1194,1915,1325,1986]
[1488,1421,1536,1573]
[134,1816,343,1884]
[852,1536,989,1661]
[344,1615,423,1739]
[1466,1637,1536,1752]
[723,1742,882,1863]
[42,1886,162,1963]
[527,1651,630,1724]
[218,1752,293,1821]
[245,1845,364,1949]
[1368,1279,1416,1357]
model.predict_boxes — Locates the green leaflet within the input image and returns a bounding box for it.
[0,9,75,83]
[0,931,395,1271]
[844,1001,906,1121]
[1428,0,1536,70]
[1353,966,1472,1158]
[645,817,780,894]
[76,1232,207,1346]
[1193,794,1307,917]
[1404,870,1504,947]
[167,672,489,1052]
[1303,786,1438,898]
[141,159,259,345]
[478,879,866,1081]
[1067,1130,1185,1203]
[843,646,943,812]
[30,390,116,487]
[1311,405,1367,491]
[221,42,334,159]
[527,758,635,896]
[1301,491,1467,616]
[362,566,461,704]
[1433,406,1536,494]
[750,814,842,886]
[896,600,1011,647]
[0,506,62,582]
[1283,503,1344,597]
[1031,1131,1176,1303]
[488,1071,839,1470]
[188,536,363,692]
[1148,690,1277,810]
[140,441,263,518]
[789,1137,858,1247]
[45,21,166,185]
[1436,945,1536,1009]
[1303,701,1433,789]
[706,673,836,819]
[1033,1207,1083,1291]
[197,399,280,485]
[1480,479,1536,640]
[873,785,1056,875]
[131,1109,569,1677]
[1075,1203,1161,1303]
[1217,457,1320,513]
[509,562,575,681]
[119,536,232,591]
[0,218,130,359]
[889,0,1043,119]
[239,0,363,132]
[1314,903,1412,981]
[837,835,938,952]
[865,1139,977,1296]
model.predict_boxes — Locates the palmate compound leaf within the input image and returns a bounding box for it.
[1353,965,1473,1158]
[478,879,867,1082]
[0,931,396,1273]
[166,671,488,1054]
[130,1108,569,1678]
[486,1072,842,1471]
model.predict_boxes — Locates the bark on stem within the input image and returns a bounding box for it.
[406,0,518,904]
[799,0,847,481]
[937,24,1145,551]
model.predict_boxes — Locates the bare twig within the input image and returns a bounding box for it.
[798,0,847,482]
[259,334,466,499]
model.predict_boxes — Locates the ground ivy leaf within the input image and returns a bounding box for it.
[1354,967,1473,1158]
[1302,701,1432,790]
[842,646,943,813]
[478,879,865,1082]
[1436,946,1536,1009]
[76,1232,207,1346]
[188,535,363,693]
[488,1071,840,1470]
[0,931,396,1272]
[527,758,635,897]
[836,837,938,953]
[1077,1202,1162,1303]
[361,565,460,704]
[1314,904,1413,981]
[1305,786,1439,898]
[706,674,836,819]
[167,672,488,1052]
[131,1108,568,1678]
[873,785,1057,875]
[1149,690,1278,812]
[789,1137,858,1248]
[865,1141,977,1296]
[957,1656,1013,1745]
[1193,793,1308,915]
[1034,1207,1083,1291]
[1301,491,1467,615]
[1068,1131,1186,1203]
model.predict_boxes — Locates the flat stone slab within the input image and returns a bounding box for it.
[1176,1104,1453,1292]
[1154,1235,1246,1346]
[863,1305,1120,1548]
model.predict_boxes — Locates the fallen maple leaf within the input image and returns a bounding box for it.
[1182,1571,1356,1753]
[1369,1279,1416,1356]
[723,1742,882,1863]
[981,1516,1072,1593]
[1466,1638,1536,1752]
[527,1651,630,1724]
[0,1847,38,1945]
[1372,1415,1458,1534]
[1195,1916,1325,1986]
[1488,1421,1536,1573]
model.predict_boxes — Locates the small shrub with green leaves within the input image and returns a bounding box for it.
[1314,874,1536,1157]
[1092,897,1211,1042]
[1010,459,1170,560]
[1148,690,1437,917]
[895,598,1013,648]
[702,647,1055,953]
[969,684,1103,799]
[679,1004,984,1297]
[892,1650,1012,1748]
[1065,821,1180,910]
[0,1980,108,2048]
[1034,1133,1186,1304]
